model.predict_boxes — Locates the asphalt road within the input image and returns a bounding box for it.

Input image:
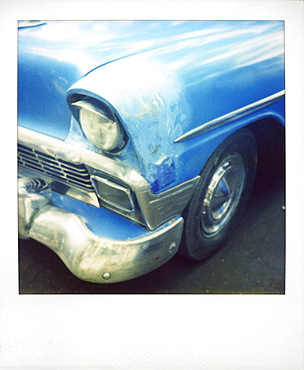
[19,160,285,294]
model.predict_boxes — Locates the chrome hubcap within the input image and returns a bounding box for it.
[201,153,246,237]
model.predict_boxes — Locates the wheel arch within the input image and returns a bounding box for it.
[179,127,258,260]
[245,117,285,181]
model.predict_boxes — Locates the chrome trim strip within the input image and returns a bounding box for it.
[174,90,285,143]
[18,127,199,230]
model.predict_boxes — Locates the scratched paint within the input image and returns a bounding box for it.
[66,21,284,192]
[67,54,190,191]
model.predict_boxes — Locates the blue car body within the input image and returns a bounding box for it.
[18,21,285,283]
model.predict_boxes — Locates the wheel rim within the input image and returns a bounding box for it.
[200,153,246,237]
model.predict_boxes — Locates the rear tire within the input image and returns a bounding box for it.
[179,128,257,260]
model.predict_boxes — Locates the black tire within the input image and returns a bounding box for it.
[179,128,257,260]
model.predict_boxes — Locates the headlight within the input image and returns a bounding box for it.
[71,97,126,152]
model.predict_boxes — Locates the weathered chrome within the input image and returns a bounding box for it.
[18,126,199,230]
[18,158,100,208]
[18,143,94,192]
[136,177,200,230]
[91,175,135,213]
[200,153,245,237]
[174,90,285,143]
[18,179,50,239]
[18,178,184,283]
[18,177,50,194]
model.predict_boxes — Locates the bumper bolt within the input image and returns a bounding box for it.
[169,242,177,253]
[102,272,111,280]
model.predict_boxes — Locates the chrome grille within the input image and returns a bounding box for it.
[18,143,94,192]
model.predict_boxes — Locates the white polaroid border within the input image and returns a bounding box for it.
[1,0,303,368]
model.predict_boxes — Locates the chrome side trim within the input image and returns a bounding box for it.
[18,127,199,230]
[174,90,285,143]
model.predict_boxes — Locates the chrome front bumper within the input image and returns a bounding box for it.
[18,180,184,283]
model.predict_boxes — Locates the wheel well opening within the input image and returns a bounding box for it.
[246,117,285,191]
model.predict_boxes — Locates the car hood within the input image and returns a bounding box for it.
[18,21,284,145]
[18,20,219,140]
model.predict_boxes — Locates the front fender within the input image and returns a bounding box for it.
[67,21,284,193]
[67,54,189,192]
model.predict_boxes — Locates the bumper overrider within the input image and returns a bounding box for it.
[18,127,199,283]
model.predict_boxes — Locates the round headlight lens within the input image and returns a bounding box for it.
[72,99,125,152]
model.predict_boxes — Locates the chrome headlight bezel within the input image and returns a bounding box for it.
[69,94,127,153]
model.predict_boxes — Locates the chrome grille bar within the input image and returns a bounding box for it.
[18,143,94,192]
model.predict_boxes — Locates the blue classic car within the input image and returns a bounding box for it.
[18,20,285,283]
